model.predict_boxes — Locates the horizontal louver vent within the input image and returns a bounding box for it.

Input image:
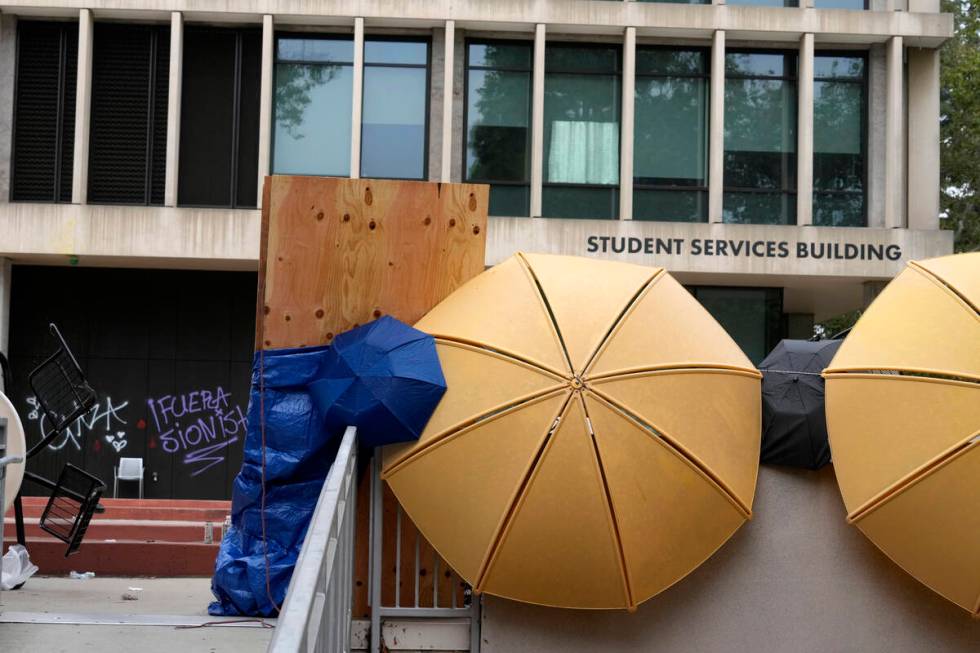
[11,21,77,203]
[88,23,169,206]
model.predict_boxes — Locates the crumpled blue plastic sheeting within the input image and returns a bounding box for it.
[209,344,342,617]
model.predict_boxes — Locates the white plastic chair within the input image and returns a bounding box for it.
[114,457,144,499]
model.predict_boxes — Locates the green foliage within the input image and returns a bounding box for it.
[814,309,862,340]
[940,0,980,252]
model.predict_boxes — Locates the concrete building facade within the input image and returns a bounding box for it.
[0,2,975,650]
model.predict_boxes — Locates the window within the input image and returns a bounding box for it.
[813,53,866,227]
[88,23,169,205]
[361,38,429,180]
[814,0,866,8]
[689,287,783,365]
[464,40,532,217]
[723,51,797,225]
[178,27,261,208]
[272,35,354,178]
[636,0,710,4]
[726,0,799,6]
[10,21,77,202]
[634,47,708,222]
[543,44,620,220]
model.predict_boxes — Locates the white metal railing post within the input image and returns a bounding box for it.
[268,426,358,653]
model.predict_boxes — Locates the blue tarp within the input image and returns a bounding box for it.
[209,344,339,617]
[209,318,446,616]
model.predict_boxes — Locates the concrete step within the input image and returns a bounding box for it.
[4,518,224,543]
[6,497,232,523]
[2,536,220,576]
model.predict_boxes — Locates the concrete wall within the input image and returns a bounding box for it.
[482,465,980,653]
[0,14,16,202]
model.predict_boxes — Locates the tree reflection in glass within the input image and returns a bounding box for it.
[272,37,353,177]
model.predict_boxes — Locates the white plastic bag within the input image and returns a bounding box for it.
[1,544,39,590]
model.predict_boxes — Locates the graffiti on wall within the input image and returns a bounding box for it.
[147,387,247,477]
[25,395,131,453]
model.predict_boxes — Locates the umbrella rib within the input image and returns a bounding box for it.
[580,269,666,378]
[473,391,576,594]
[576,392,637,610]
[587,386,753,519]
[587,363,762,382]
[381,385,570,478]
[909,260,980,317]
[425,334,571,380]
[516,252,575,376]
[845,431,980,524]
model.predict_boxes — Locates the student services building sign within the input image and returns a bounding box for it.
[486,217,954,278]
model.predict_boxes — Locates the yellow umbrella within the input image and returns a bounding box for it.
[824,252,980,616]
[382,252,761,610]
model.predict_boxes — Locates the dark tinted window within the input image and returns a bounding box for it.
[178,27,261,208]
[465,40,532,216]
[88,23,169,205]
[11,21,77,202]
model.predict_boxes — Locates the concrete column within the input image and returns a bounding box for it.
[164,12,183,207]
[0,15,16,202]
[884,36,904,229]
[440,20,455,183]
[708,30,725,223]
[0,258,10,357]
[619,27,636,221]
[256,14,274,202]
[530,24,545,218]
[907,47,940,230]
[350,17,365,179]
[797,33,814,226]
[71,9,94,205]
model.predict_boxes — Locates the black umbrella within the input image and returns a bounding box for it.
[758,338,843,470]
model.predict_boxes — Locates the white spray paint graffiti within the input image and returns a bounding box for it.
[25,395,130,452]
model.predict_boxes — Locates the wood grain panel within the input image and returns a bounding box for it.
[257,176,488,349]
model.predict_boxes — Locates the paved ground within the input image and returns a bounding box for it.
[0,576,274,652]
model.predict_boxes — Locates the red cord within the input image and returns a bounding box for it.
[259,347,281,615]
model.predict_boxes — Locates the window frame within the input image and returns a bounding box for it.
[633,44,710,221]
[722,48,799,224]
[541,41,623,220]
[270,31,355,179]
[9,19,79,204]
[812,49,868,227]
[177,25,262,209]
[360,34,432,181]
[462,37,534,214]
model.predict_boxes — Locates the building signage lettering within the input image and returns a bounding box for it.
[585,236,902,261]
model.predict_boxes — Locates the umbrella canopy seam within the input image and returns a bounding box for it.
[588,366,762,383]
[909,259,980,316]
[586,387,753,519]
[582,270,667,378]
[416,334,572,381]
[823,367,980,384]
[381,387,571,479]
[576,392,637,610]
[516,252,577,375]
[577,268,663,376]
[472,392,585,597]
[845,436,979,524]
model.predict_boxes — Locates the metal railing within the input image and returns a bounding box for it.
[369,454,481,653]
[269,426,358,653]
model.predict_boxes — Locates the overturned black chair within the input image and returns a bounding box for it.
[12,324,105,557]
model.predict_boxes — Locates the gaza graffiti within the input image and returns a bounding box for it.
[25,395,130,452]
[146,387,247,477]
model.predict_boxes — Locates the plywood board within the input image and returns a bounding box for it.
[257,176,488,349]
